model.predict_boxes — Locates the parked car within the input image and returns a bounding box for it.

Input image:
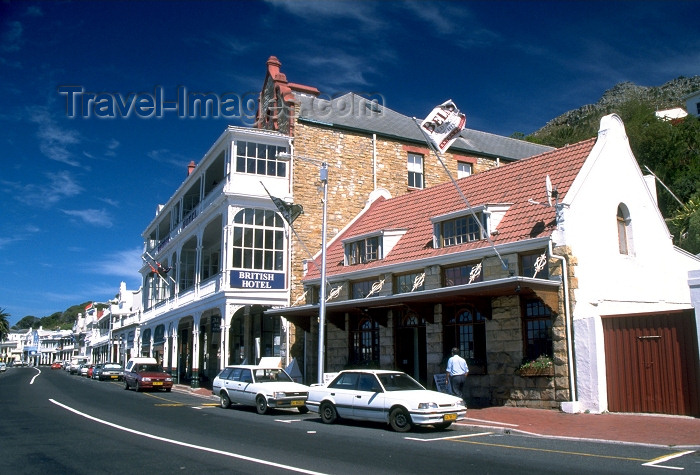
[0,362,6,372]
[212,365,309,414]
[123,357,172,392]
[306,370,467,432]
[51,362,62,369]
[86,365,96,378]
[91,364,103,379]
[79,364,90,377]
[98,363,123,381]
[69,357,88,374]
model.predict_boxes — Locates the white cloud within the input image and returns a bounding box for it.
[28,107,82,166]
[92,247,143,281]
[61,208,113,227]
[148,148,193,169]
[8,171,83,208]
[1,21,23,53]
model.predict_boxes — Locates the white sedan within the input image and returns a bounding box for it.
[212,365,309,415]
[307,369,467,432]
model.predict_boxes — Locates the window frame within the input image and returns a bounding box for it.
[349,316,380,367]
[231,208,285,272]
[234,141,288,177]
[407,152,424,189]
[345,235,381,265]
[457,161,473,179]
[444,305,487,374]
[521,298,553,362]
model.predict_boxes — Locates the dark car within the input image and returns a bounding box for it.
[123,358,172,392]
[91,364,103,379]
[98,363,123,381]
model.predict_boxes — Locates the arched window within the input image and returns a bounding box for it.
[445,306,486,373]
[350,317,379,366]
[617,204,632,255]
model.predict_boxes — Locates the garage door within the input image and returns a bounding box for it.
[602,310,700,416]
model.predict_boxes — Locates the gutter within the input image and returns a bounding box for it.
[549,240,577,406]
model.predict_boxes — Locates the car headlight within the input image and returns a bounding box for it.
[141,377,152,382]
[273,392,286,399]
[418,402,439,409]
[165,377,172,382]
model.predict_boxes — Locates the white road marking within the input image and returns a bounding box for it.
[462,417,519,427]
[642,450,694,470]
[30,367,41,384]
[405,432,493,442]
[49,398,328,474]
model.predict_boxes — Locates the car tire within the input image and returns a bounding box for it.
[165,388,171,392]
[320,402,338,424]
[298,405,310,414]
[389,407,412,433]
[135,381,141,392]
[124,380,130,390]
[220,392,231,409]
[256,395,268,415]
[433,421,452,430]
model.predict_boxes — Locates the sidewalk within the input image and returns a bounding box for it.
[458,406,700,448]
[174,385,698,448]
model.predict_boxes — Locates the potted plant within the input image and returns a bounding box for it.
[517,355,554,376]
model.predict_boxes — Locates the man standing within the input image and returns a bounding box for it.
[445,347,469,401]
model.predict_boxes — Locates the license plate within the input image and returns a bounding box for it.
[152,381,163,386]
[291,400,304,406]
[443,413,457,421]
[111,375,118,379]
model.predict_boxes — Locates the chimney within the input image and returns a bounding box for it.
[188,160,196,175]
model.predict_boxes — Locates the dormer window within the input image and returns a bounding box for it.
[435,213,484,247]
[345,235,380,265]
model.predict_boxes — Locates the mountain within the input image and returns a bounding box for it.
[530,76,700,146]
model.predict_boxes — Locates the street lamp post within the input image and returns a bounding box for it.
[276,152,329,384]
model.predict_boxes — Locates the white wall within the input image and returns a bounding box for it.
[555,115,700,412]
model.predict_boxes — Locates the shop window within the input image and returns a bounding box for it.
[521,251,549,279]
[444,306,486,374]
[522,298,553,361]
[443,262,482,286]
[349,317,379,367]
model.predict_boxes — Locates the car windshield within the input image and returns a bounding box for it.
[377,373,425,391]
[104,364,121,370]
[139,364,163,372]
[253,368,293,383]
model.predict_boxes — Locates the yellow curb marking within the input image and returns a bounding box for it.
[450,438,649,462]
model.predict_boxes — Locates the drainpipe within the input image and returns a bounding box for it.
[372,134,377,191]
[548,240,577,403]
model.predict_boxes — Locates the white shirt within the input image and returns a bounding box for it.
[446,354,468,376]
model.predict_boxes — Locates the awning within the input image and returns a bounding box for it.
[265,276,561,320]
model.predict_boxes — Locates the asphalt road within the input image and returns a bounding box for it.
[0,367,695,474]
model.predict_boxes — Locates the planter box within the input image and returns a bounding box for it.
[518,367,554,377]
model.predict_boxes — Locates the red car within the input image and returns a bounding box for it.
[87,365,96,378]
[51,362,62,369]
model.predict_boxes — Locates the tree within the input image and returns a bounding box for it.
[0,308,10,342]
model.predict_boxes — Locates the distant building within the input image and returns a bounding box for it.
[684,90,700,117]
[270,114,700,415]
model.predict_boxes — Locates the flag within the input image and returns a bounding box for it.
[85,302,93,311]
[420,100,466,153]
[260,182,304,224]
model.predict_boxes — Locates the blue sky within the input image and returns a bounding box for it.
[1,0,698,327]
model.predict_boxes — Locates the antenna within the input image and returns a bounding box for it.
[545,175,553,207]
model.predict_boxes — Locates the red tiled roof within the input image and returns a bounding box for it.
[305,138,597,281]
